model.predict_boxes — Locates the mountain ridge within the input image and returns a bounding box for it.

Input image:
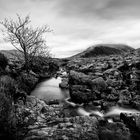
[69,44,135,59]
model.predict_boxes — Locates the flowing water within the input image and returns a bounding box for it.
[31,76,140,119]
[77,106,140,118]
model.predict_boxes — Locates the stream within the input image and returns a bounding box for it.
[31,77,69,102]
[31,76,140,119]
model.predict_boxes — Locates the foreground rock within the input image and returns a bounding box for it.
[24,116,98,140]
[14,96,99,140]
[59,78,69,89]
[98,120,131,140]
[69,70,108,103]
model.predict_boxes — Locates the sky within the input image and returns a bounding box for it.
[1,0,140,57]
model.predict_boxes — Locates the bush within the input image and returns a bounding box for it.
[30,56,49,73]
[30,56,59,74]
[16,72,38,94]
[0,75,16,97]
[0,76,17,139]
[0,53,8,70]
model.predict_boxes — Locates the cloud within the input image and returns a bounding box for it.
[1,0,140,57]
[55,0,140,20]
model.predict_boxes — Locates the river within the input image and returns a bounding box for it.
[31,77,69,102]
[31,76,140,119]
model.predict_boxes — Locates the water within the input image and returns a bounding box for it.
[31,77,140,119]
[77,106,140,119]
[31,77,69,102]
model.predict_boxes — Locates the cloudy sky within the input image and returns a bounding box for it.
[0,0,140,57]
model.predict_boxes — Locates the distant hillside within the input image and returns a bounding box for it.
[70,44,134,58]
[136,48,140,55]
[0,50,23,61]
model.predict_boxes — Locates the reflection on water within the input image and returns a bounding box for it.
[31,77,69,101]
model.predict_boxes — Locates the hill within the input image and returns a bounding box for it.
[0,50,23,61]
[70,44,134,58]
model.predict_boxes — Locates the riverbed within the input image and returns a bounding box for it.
[31,76,140,118]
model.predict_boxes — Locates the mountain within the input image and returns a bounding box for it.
[70,44,134,58]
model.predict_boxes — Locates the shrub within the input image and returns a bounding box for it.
[30,56,59,74]
[0,53,8,70]
[0,76,17,139]
[0,75,16,97]
[16,73,38,94]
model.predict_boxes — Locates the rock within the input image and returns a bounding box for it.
[117,89,132,107]
[129,95,140,110]
[98,122,131,140]
[25,96,46,109]
[69,85,96,104]
[106,79,123,89]
[16,96,64,129]
[120,113,140,130]
[59,78,69,89]
[101,101,116,111]
[92,77,107,91]
[69,70,92,86]
[24,116,99,140]
[103,68,117,75]
[120,113,140,139]
[106,94,119,102]
[79,64,94,73]
[45,99,60,105]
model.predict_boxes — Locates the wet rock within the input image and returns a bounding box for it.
[98,122,131,140]
[120,113,140,139]
[120,113,140,130]
[45,99,60,105]
[101,101,116,111]
[59,78,69,89]
[69,85,96,104]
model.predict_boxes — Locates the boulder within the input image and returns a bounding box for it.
[69,85,96,104]
[92,77,107,91]
[98,121,131,140]
[120,113,140,131]
[120,113,140,139]
[59,78,69,89]
[69,70,92,86]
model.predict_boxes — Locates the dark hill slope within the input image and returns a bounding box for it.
[71,44,134,58]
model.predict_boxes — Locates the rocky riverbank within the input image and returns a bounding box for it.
[1,51,140,139]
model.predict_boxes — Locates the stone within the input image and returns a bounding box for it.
[59,78,69,89]
[92,77,107,91]
[24,116,99,140]
[69,85,96,104]
[69,70,92,86]
[98,122,131,140]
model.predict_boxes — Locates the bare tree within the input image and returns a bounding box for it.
[0,14,52,71]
